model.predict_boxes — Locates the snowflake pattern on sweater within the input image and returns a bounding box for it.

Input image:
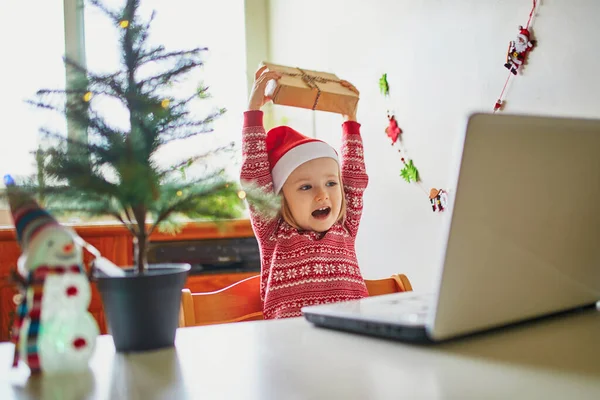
[240,111,369,319]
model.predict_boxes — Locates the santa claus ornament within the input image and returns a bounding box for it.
[494,0,540,112]
[504,26,536,75]
[378,74,448,212]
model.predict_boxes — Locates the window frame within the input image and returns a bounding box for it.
[0,0,270,225]
[63,0,271,140]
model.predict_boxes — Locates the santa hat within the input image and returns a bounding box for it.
[266,126,339,194]
[3,175,60,251]
[518,26,530,40]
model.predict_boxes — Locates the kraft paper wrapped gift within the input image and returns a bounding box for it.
[262,62,359,115]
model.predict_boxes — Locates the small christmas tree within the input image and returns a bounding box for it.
[11,0,277,274]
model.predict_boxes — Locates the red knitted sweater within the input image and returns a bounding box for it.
[240,110,369,319]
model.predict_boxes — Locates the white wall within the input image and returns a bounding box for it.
[266,0,600,290]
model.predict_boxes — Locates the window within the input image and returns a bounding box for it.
[0,0,66,188]
[84,0,248,176]
[1,0,252,225]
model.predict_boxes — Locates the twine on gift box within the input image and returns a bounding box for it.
[273,67,342,110]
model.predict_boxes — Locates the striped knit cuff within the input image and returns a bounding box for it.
[342,120,361,136]
[244,110,264,127]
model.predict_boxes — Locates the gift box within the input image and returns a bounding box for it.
[262,61,359,115]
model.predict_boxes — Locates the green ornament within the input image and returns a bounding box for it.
[400,159,420,183]
[379,73,390,96]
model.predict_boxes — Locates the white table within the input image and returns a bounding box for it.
[2,309,599,400]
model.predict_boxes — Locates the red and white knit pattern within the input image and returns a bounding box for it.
[240,111,369,319]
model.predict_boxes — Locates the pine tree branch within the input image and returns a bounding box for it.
[25,184,72,196]
[137,11,155,49]
[112,212,138,237]
[25,99,61,112]
[138,47,207,65]
[240,180,282,220]
[155,109,190,126]
[155,170,227,196]
[88,75,127,99]
[39,128,118,162]
[141,61,202,88]
[161,127,215,142]
[170,88,211,110]
[157,110,225,142]
[88,0,121,23]
[195,85,211,100]
[147,170,230,217]
[148,182,235,236]
[36,88,87,96]
[51,189,138,236]
[51,87,127,106]
[20,181,144,237]
[68,107,126,145]
[29,95,126,149]
[43,159,121,198]
[41,192,118,214]
[121,204,138,234]
[63,58,126,98]
[138,45,166,63]
[157,143,235,178]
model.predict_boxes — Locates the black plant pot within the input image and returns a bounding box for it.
[95,263,191,352]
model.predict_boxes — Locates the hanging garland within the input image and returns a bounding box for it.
[378,73,448,213]
[494,0,539,112]
[379,0,541,212]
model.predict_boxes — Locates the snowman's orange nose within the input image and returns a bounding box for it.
[63,243,74,253]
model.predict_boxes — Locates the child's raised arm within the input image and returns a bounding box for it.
[340,121,368,237]
[240,67,282,240]
[338,81,368,237]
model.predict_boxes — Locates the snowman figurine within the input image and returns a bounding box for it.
[6,178,99,374]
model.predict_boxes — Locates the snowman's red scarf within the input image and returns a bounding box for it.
[11,264,85,372]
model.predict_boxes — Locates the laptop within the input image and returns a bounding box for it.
[302,113,600,343]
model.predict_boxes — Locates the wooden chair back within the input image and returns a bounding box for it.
[179,273,413,328]
[364,273,413,296]
[179,275,263,327]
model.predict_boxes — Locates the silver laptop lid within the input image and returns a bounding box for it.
[430,113,600,341]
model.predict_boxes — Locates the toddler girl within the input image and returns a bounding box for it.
[241,66,369,319]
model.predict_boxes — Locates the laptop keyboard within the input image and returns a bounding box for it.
[383,293,432,313]
[347,292,435,325]
[302,292,436,327]
[384,293,432,318]
[304,292,433,324]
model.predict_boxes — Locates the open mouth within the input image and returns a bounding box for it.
[311,207,331,220]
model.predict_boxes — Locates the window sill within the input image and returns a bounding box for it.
[0,219,254,242]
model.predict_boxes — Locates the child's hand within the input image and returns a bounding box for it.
[248,65,282,111]
[340,80,359,122]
